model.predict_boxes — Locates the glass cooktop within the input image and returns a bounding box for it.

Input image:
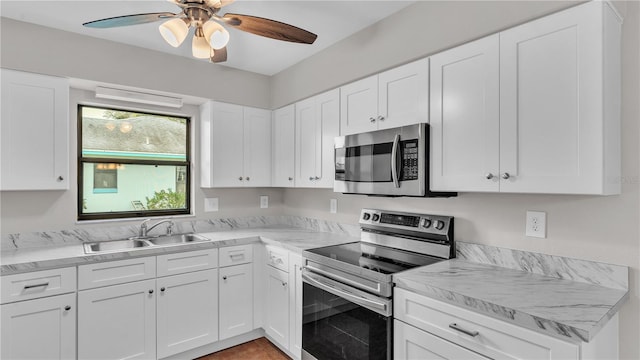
[306,242,443,275]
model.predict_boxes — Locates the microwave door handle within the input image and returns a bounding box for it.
[391,134,400,188]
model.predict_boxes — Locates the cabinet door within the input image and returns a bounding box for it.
[295,96,319,188]
[378,58,430,130]
[219,263,253,340]
[1,69,69,190]
[340,75,378,135]
[272,105,296,187]
[499,2,605,194]
[78,279,156,360]
[209,101,245,187]
[394,320,490,360]
[265,266,290,350]
[244,107,272,187]
[430,35,500,192]
[288,253,303,360]
[315,89,340,188]
[1,293,76,360]
[157,269,218,358]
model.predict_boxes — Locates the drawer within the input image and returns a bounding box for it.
[219,244,253,267]
[394,288,578,360]
[79,257,156,290]
[157,249,218,277]
[1,267,76,304]
[265,245,289,272]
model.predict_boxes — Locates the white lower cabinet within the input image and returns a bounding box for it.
[1,292,76,360]
[219,262,254,340]
[78,279,157,360]
[157,269,219,359]
[265,265,290,347]
[394,288,618,360]
[288,253,304,359]
[395,320,489,360]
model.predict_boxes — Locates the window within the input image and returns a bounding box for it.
[78,105,190,220]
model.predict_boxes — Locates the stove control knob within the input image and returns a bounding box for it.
[421,218,432,228]
[372,214,380,222]
[434,220,446,231]
[362,213,371,221]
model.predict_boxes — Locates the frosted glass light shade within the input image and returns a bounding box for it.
[192,35,211,59]
[203,21,230,50]
[159,18,189,47]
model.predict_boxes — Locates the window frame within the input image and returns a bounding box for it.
[77,104,191,221]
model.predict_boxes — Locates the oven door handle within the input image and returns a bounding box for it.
[391,133,400,188]
[304,263,382,295]
[302,271,391,316]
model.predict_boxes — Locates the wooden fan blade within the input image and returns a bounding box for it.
[83,12,177,28]
[211,47,228,63]
[221,13,317,44]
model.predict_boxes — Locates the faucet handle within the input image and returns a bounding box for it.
[166,222,174,235]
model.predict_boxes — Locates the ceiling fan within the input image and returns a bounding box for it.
[82,0,318,63]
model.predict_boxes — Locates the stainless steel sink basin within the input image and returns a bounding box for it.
[146,233,210,246]
[83,233,211,254]
[84,239,151,254]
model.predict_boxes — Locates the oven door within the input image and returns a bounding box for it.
[301,270,392,360]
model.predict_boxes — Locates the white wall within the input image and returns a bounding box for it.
[272,1,640,359]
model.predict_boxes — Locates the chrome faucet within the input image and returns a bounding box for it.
[139,219,175,237]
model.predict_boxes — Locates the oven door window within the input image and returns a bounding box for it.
[302,282,391,360]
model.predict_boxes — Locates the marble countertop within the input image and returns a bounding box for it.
[393,258,629,343]
[1,226,358,275]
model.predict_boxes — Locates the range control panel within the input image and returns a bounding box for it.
[359,208,452,235]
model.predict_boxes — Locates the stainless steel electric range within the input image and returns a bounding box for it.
[301,208,455,360]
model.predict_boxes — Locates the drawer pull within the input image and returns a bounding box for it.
[449,323,479,337]
[24,282,49,290]
[229,253,245,259]
[64,305,71,311]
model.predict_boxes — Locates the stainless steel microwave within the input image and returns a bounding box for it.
[334,123,456,197]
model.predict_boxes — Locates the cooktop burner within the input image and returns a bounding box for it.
[306,242,443,275]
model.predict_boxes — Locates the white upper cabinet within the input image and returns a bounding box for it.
[340,58,429,135]
[272,104,296,187]
[430,35,500,192]
[1,69,69,190]
[295,89,339,188]
[431,1,621,194]
[200,101,272,188]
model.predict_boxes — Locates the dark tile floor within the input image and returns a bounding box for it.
[196,337,291,360]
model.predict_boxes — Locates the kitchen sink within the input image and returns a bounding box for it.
[84,238,151,254]
[146,233,210,246]
[83,233,211,254]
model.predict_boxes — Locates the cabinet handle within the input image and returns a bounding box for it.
[64,305,71,311]
[314,176,320,180]
[239,177,243,181]
[282,281,287,287]
[223,276,228,281]
[377,115,385,121]
[57,176,64,181]
[449,323,479,337]
[288,177,293,181]
[246,177,250,181]
[501,172,511,180]
[369,117,376,123]
[309,177,314,181]
[485,173,494,180]
[24,282,49,289]
[160,287,166,292]
[148,289,154,294]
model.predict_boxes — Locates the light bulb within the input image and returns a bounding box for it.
[192,33,211,59]
[159,18,189,47]
[203,21,230,50]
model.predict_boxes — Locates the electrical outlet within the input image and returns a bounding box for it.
[526,211,546,238]
[260,195,269,209]
[204,198,219,212]
[330,199,337,213]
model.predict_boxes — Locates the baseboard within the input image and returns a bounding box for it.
[161,328,265,360]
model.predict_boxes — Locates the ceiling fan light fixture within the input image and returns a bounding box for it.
[203,21,230,50]
[192,28,212,59]
[159,18,189,47]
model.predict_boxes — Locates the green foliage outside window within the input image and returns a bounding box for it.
[146,189,186,210]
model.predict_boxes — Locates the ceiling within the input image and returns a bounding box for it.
[1,0,415,76]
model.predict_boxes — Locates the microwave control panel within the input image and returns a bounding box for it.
[401,140,419,180]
